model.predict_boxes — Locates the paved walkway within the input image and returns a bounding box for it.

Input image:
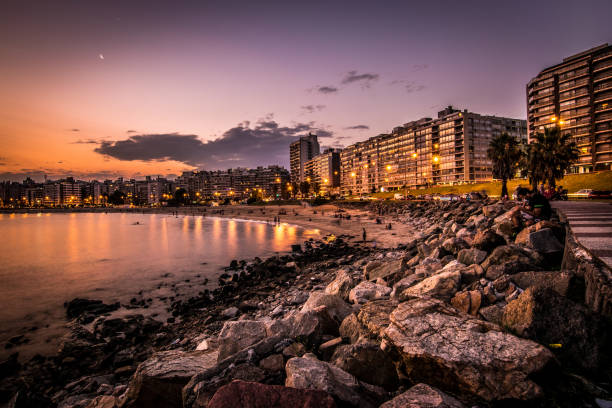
[552,201,612,269]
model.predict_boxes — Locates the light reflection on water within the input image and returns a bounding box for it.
[0,212,314,358]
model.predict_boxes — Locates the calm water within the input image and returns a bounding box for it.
[0,212,318,359]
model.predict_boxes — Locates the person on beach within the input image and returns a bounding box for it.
[362,227,367,242]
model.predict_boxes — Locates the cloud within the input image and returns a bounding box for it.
[72,139,102,144]
[69,128,80,132]
[344,125,369,130]
[93,119,333,169]
[317,86,338,94]
[341,70,379,87]
[411,64,429,72]
[301,105,326,114]
[391,80,426,94]
[126,130,137,133]
[0,168,127,183]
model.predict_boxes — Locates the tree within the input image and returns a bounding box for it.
[108,190,126,205]
[487,133,523,198]
[312,182,321,197]
[174,188,188,205]
[291,182,299,199]
[524,126,579,190]
[299,181,310,197]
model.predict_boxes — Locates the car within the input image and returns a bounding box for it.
[588,190,612,199]
[567,189,592,199]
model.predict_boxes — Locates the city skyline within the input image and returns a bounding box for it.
[1,0,611,182]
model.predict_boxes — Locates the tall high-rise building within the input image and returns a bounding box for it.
[340,107,526,195]
[527,44,612,173]
[289,133,320,183]
[304,148,341,196]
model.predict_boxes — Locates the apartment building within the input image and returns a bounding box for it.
[289,133,320,183]
[304,148,341,196]
[340,106,527,195]
[527,43,612,173]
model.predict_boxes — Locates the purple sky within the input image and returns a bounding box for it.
[1,0,611,181]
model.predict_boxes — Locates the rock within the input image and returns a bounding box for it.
[356,300,397,341]
[472,229,506,253]
[207,380,336,408]
[441,237,469,255]
[183,363,267,408]
[348,281,392,305]
[414,258,443,276]
[491,211,515,238]
[480,245,541,274]
[324,270,355,301]
[518,228,564,254]
[318,337,343,360]
[258,354,285,371]
[123,349,218,408]
[450,290,482,315]
[364,259,405,281]
[460,264,484,285]
[86,396,118,408]
[379,383,466,408]
[482,204,503,218]
[330,342,398,390]
[456,248,487,266]
[221,306,239,319]
[478,304,505,325]
[515,220,565,247]
[382,297,553,402]
[391,274,424,298]
[339,313,365,344]
[510,271,571,296]
[64,298,120,323]
[502,286,611,374]
[301,292,353,324]
[285,355,385,408]
[282,342,306,358]
[400,270,461,302]
[217,321,267,361]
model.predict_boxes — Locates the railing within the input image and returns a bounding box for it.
[594,61,612,72]
[594,82,612,92]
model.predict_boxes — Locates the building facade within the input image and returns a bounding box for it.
[304,148,341,196]
[527,43,612,173]
[340,106,527,195]
[289,133,320,183]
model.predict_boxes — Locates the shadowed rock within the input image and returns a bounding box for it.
[379,383,466,408]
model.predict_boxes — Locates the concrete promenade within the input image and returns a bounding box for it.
[553,201,612,269]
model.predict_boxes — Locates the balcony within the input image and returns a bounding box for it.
[594,81,612,93]
[559,77,589,91]
[594,70,612,83]
[559,88,589,102]
[595,91,612,103]
[594,50,612,62]
[595,112,612,122]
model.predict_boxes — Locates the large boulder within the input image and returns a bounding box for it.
[285,354,386,408]
[450,290,482,316]
[502,286,611,374]
[391,274,424,298]
[491,211,515,238]
[441,237,469,255]
[324,270,355,301]
[480,245,541,274]
[348,281,392,305]
[400,270,460,302]
[364,259,406,281]
[516,228,564,256]
[456,248,487,266]
[510,271,572,296]
[472,229,506,253]
[355,299,397,340]
[301,292,353,324]
[330,342,398,390]
[122,350,218,408]
[379,383,466,408]
[207,380,336,408]
[217,321,267,361]
[382,297,553,402]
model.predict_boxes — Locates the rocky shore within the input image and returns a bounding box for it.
[1,200,611,407]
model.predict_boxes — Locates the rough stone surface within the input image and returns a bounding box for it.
[519,228,564,254]
[450,290,482,316]
[379,383,466,408]
[364,259,405,281]
[301,292,353,324]
[382,297,553,402]
[472,229,506,253]
[349,281,392,305]
[400,270,461,302]
[285,355,385,408]
[330,342,399,390]
[258,354,284,372]
[324,270,355,301]
[356,299,397,341]
[510,271,571,296]
[502,286,611,373]
[457,248,487,266]
[478,304,505,325]
[86,396,118,408]
[481,245,541,274]
[460,264,484,285]
[123,350,218,408]
[217,321,267,361]
[207,380,337,408]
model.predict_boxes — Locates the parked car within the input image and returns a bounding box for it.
[567,189,592,199]
[393,193,405,200]
[588,190,612,199]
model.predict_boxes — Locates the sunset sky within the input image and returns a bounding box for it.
[1,0,611,182]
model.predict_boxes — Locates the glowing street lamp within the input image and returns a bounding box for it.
[433,156,440,163]
[386,164,392,171]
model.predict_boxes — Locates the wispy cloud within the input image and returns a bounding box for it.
[68,128,80,132]
[390,79,426,94]
[344,125,369,130]
[316,86,338,94]
[93,119,333,169]
[301,104,326,114]
[341,70,379,88]
[126,129,138,133]
[71,139,102,144]
[411,64,429,72]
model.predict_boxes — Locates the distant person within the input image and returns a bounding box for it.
[362,228,367,242]
[511,188,551,230]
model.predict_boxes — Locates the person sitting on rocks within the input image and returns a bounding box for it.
[511,187,552,230]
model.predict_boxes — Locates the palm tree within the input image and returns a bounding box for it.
[487,133,523,198]
[525,126,579,189]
